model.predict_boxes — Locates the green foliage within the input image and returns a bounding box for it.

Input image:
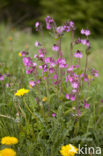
[0,25,103,155]
[0,0,103,35]
[40,0,103,35]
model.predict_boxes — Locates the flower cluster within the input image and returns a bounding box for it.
[18,16,98,117]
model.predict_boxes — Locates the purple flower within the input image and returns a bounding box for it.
[72,82,78,88]
[26,69,33,74]
[34,54,37,58]
[6,83,10,88]
[35,41,40,47]
[45,57,51,64]
[64,25,70,32]
[85,29,91,36]
[84,100,90,109]
[45,16,54,30]
[52,113,56,117]
[49,68,53,73]
[35,22,40,31]
[67,66,74,72]
[81,29,85,35]
[36,80,40,84]
[74,50,83,58]
[52,44,59,51]
[53,75,58,80]
[66,94,69,100]
[56,26,64,34]
[23,57,32,67]
[29,80,35,87]
[0,74,4,81]
[70,94,75,101]
[81,29,91,36]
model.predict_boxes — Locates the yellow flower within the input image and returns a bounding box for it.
[0,148,16,156]
[1,136,18,145]
[42,96,47,102]
[18,52,22,57]
[15,88,29,96]
[60,144,78,156]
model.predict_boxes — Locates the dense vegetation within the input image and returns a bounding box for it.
[0,15,103,155]
[0,0,103,35]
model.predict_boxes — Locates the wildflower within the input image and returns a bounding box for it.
[6,83,10,88]
[53,75,58,80]
[52,113,56,117]
[52,44,59,51]
[23,57,32,67]
[70,94,75,101]
[29,80,35,88]
[35,41,40,47]
[0,148,16,156]
[49,68,53,73]
[81,29,91,36]
[0,74,4,81]
[42,96,47,102]
[18,51,28,57]
[35,22,40,31]
[60,144,78,156]
[72,82,78,89]
[26,69,33,74]
[1,136,18,145]
[56,26,64,34]
[66,94,69,100]
[15,88,29,96]
[18,52,22,56]
[74,50,83,58]
[45,16,54,30]
[84,100,90,109]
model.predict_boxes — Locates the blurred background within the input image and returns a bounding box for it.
[0,0,103,36]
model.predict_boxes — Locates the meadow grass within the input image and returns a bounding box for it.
[0,24,103,155]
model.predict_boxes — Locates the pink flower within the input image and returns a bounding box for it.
[84,100,90,109]
[72,82,78,88]
[56,26,64,34]
[53,75,58,80]
[6,83,10,88]
[70,94,75,101]
[52,44,59,51]
[49,68,53,73]
[34,54,37,58]
[66,94,69,99]
[85,29,91,36]
[0,74,4,81]
[45,16,54,30]
[26,69,33,74]
[35,41,40,47]
[74,50,83,58]
[52,113,56,117]
[29,80,35,87]
[45,57,51,63]
[35,22,40,31]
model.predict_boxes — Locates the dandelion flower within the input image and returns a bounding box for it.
[0,148,16,156]
[1,136,18,145]
[15,88,29,96]
[60,144,78,156]
[18,52,22,57]
[42,96,47,102]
